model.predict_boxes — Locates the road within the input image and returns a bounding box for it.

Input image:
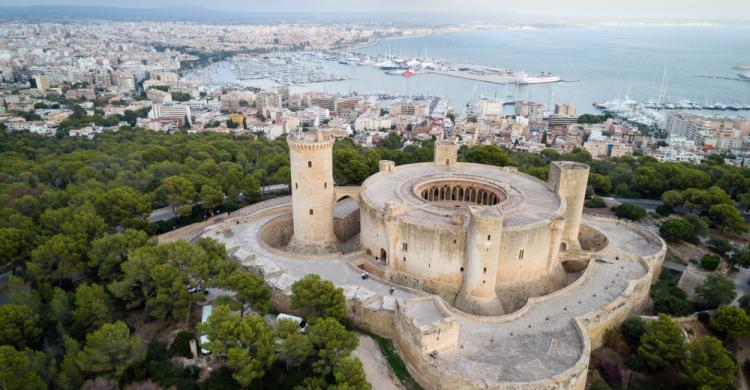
[147,185,289,223]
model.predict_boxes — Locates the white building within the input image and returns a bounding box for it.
[354,111,392,132]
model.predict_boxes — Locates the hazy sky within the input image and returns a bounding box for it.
[1,0,750,20]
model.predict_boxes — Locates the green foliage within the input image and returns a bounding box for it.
[654,204,673,217]
[201,306,274,387]
[76,321,146,380]
[740,294,750,314]
[108,239,235,321]
[274,319,312,370]
[584,195,606,209]
[223,270,272,315]
[683,336,736,389]
[682,214,709,237]
[199,366,239,389]
[331,357,371,390]
[460,144,509,166]
[709,203,746,232]
[171,91,192,102]
[99,186,151,229]
[620,317,647,350]
[291,274,347,320]
[577,113,613,124]
[0,304,41,348]
[157,175,198,217]
[695,274,737,309]
[87,228,151,282]
[169,331,197,358]
[637,314,685,369]
[651,277,694,316]
[700,253,720,271]
[307,318,359,376]
[71,283,111,337]
[588,173,612,195]
[659,218,698,244]
[612,203,647,221]
[377,132,403,149]
[0,346,47,390]
[707,235,731,255]
[709,306,750,340]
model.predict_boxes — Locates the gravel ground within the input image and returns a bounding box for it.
[351,335,403,390]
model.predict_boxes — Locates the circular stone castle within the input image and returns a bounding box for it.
[166,130,666,390]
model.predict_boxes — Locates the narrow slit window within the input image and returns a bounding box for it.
[308,161,312,168]
[309,209,314,215]
[519,249,525,260]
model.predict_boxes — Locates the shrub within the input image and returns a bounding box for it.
[740,294,750,314]
[651,279,694,316]
[700,254,721,271]
[169,331,196,358]
[659,218,697,244]
[200,366,239,390]
[620,317,647,350]
[655,204,673,217]
[585,196,606,209]
[595,360,623,388]
[695,274,737,309]
[612,204,647,221]
[708,235,732,256]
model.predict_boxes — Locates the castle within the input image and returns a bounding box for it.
[184,129,666,389]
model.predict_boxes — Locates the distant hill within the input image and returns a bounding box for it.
[0,5,281,23]
[0,5,481,24]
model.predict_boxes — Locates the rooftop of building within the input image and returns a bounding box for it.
[360,162,562,228]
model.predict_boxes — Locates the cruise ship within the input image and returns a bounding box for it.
[739,72,750,81]
[515,72,561,84]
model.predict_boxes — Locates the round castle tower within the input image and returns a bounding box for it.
[455,206,505,315]
[286,130,338,254]
[547,161,590,250]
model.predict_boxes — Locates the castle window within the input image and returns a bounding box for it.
[446,159,450,165]
[324,182,327,189]
[308,161,312,168]
[402,242,408,251]
[460,267,464,272]
[483,267,487,273]
[403,257,406,262]
[519,250,525,260]
[487,235,491,241]
[309,209,314,215]
[295,182,298,189]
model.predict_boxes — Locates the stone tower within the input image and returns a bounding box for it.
[434,137,458,166]
[286,130,338,254]
[455,207,505,315]
[547,161,590,251]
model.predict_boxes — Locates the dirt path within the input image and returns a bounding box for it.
[737,339,750,390]
[351,335,403,390]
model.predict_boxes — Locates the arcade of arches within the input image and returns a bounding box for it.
[415,180,507,206]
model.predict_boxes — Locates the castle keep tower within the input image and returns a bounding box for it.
[455,207,505,315]
[548,161,590,250]
[286,130,338,254]
[434,138,458,166]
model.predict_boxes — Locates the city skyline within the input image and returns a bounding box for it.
[1,0,750,21]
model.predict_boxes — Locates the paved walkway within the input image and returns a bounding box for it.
[195,198,665,386]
